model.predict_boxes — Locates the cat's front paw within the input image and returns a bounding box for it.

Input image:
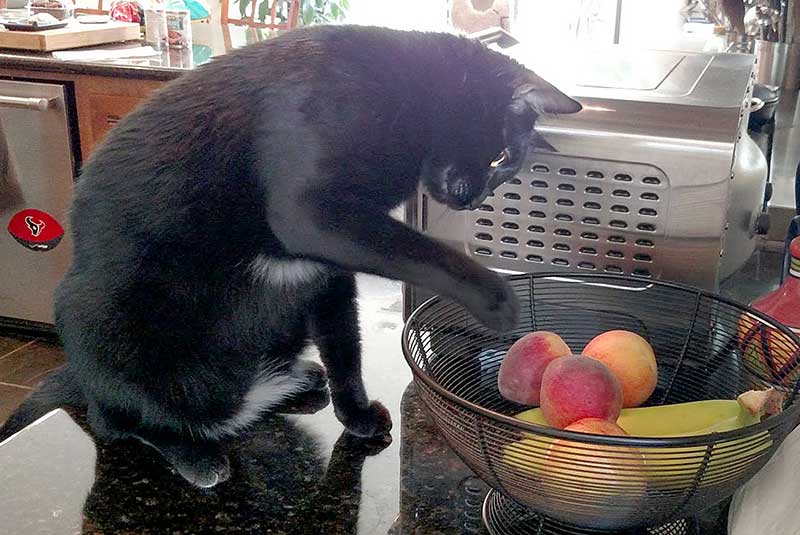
[337,400,393,441]
[467,275,520,333]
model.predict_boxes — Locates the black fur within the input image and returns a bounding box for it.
[0,25,580,486]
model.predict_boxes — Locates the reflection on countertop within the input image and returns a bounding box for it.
[0,21,281,80]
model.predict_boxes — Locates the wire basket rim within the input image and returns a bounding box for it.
[401,272,800,448]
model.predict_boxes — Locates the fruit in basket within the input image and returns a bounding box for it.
[540,354,623,428]
[507,389,782,489]
[516,388,785,437]
[563,417,628,436]
[504,417,646,497]
[582,330,658,408]
[497,331,571,405]
[547,419,646,490]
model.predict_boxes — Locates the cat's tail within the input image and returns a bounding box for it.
[0,365,84,443]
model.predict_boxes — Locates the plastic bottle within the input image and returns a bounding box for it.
[144,0,168,49]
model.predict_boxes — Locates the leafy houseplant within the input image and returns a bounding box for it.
[234,0,350,26]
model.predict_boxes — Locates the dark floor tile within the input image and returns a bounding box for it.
[0,336,35,358]
[0,383,31,426]
[0,341,65,388]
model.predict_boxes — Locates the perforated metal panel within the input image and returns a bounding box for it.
[468,154,668,279]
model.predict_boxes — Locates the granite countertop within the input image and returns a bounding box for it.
[0,249,786,535]
[0,19,276,80]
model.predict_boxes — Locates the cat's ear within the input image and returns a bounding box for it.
[510,81,582,116]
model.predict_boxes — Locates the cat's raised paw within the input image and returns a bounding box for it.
[470,278,520,333]
[338,400,393,439]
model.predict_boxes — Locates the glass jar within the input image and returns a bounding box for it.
[144,4,168,49]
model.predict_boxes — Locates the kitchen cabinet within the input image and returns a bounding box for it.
[75,76,164,157]
[0,67,165,161]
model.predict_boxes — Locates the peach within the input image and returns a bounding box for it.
[564,418,628,436]
[497,331,571,405]
[543,418,646,497]
[583,330,658,408]
[540,354,623,428]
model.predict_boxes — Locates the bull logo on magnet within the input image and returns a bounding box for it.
[7,209,64,251]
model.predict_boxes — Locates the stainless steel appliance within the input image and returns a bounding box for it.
[0,79,76,331]
[404,42,767,316]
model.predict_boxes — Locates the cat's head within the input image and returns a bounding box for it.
[422,71,582,211]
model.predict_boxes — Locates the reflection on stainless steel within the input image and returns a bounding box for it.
[722,131,769,279]
[404,47,763,316]
[0,116,23,214]
[754,39,788,85]
[0,95,53,112]
[765,89,800,238]
[0,79,75,327]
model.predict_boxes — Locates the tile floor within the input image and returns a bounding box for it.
[0,336,64,425]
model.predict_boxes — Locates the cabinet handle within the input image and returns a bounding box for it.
[0,95,53,112]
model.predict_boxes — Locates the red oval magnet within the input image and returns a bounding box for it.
[7,208,64,252]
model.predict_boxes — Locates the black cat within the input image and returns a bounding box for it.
[0,25,580,487]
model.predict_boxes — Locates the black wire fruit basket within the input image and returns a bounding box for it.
[401,273,800,531]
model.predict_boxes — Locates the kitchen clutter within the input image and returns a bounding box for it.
[0,0,205,49]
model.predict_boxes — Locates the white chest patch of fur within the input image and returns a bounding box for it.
[203,359,319,438]
[249,254,326,287]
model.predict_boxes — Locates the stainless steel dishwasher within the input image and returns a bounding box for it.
[0,79,77,332]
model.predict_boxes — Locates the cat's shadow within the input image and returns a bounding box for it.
[79,392,388,534]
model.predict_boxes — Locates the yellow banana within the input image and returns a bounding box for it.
[514,389,784,438]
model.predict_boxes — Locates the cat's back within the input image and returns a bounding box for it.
[70,26,516,249]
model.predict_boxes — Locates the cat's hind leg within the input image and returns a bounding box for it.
[135,430,231,489]
[84,399,230,488]
[201,357,328,439]
[273,360,332,415]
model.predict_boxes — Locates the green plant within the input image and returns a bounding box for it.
[301,0,349,25]
[234,0,349,26]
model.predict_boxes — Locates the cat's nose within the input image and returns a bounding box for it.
[448,179,472,207]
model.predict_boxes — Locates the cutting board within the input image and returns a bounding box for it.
[0,21,141,52]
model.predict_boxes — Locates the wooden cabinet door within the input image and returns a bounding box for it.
[75,76,164,159]
[87,93,145,151]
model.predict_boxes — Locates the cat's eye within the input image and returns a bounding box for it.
[490,149,509,168]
